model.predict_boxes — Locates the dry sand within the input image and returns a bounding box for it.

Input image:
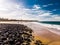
[22,22,60,45]
[0,21,60,45]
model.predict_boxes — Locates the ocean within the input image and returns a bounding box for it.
[39,21,60,30]
[40,21,60,25]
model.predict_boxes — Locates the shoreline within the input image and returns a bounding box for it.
[0,21,60,35]
[0,22,60,44]
[23,22,60,44]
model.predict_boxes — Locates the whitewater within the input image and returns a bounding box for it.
[32,22,60,35]
[0,21,60,35]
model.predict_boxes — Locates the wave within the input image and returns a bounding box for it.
[32,22,60,35]
[33,22,60,30]
[41,23,60,30]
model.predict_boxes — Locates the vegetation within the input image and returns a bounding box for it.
[0,18,39,22]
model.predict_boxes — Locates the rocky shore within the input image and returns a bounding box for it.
[0,24,34,45]
[0,22,60,45]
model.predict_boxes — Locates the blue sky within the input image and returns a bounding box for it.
[17,0,60,14]
[0,0,60,21]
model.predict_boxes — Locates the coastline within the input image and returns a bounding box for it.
[23,22,60,44]
[0,21,60,35]
[0,21,60,44]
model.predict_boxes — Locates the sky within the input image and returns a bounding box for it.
[0,0,60,21]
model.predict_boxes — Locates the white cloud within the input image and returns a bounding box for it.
[42,5,48,7]
[0,0,60,21]
[50,15,60,21]
[42,3,53,7]
[33,5,41,10]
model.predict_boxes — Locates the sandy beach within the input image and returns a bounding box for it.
[0,21,60,45]
[22,22,60,44]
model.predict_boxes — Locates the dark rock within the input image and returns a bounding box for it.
[0,24,33,45]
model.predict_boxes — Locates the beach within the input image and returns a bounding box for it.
[0,21,60,45]
[22,22,60,44]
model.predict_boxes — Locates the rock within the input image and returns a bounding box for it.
[0,24,33,45]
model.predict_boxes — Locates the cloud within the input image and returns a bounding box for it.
[48,4,53,5]
[50,15,60,21]
[0,0,60,21]
[42,5,48,7]
[33,5,41,10]
[52,9,57,11]
[0,0,24,19]
[42,3,53,7]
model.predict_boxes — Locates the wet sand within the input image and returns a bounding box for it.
[0,21,60,45]
[23,22,60,45]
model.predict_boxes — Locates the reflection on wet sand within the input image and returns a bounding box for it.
[0,21,60,45]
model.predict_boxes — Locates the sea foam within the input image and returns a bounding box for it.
[32,22,60,30]
[32,22,60,35]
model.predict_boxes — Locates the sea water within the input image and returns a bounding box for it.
[33,22,60,35]
[39,21,60,30]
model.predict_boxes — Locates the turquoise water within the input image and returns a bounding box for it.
[40,21,60,25]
